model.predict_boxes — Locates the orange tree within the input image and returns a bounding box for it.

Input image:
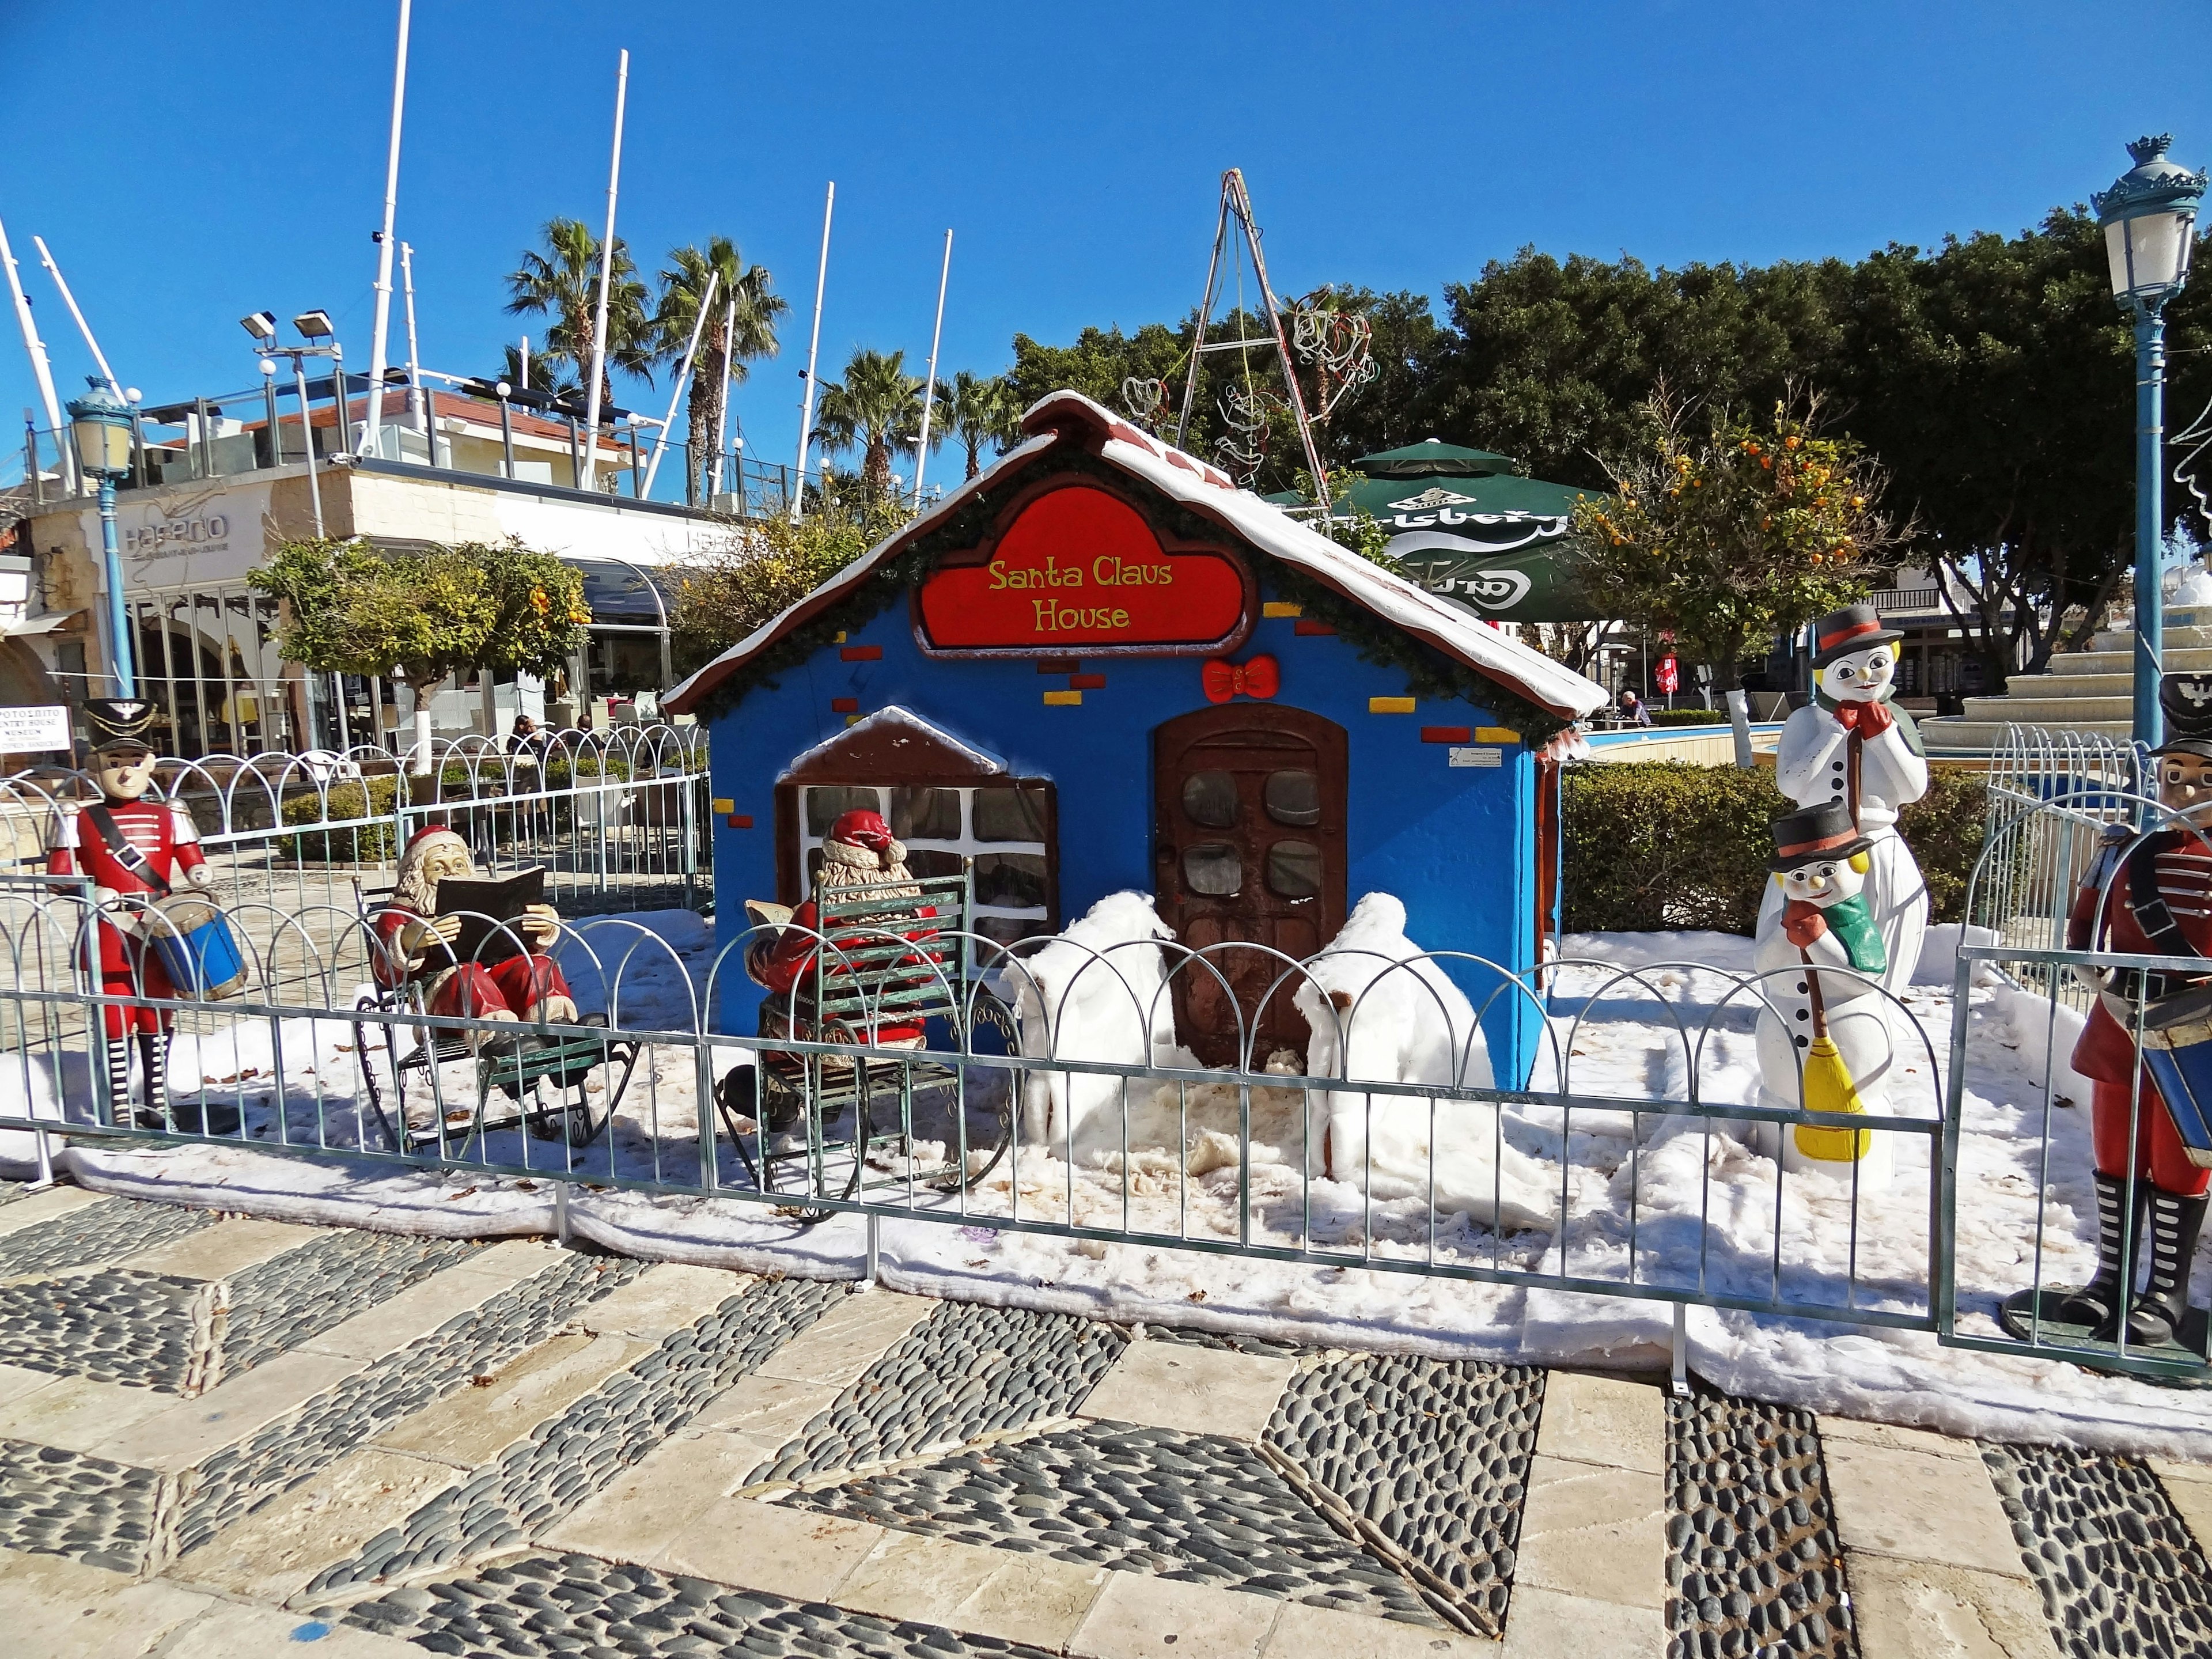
[1571,390,1910,685]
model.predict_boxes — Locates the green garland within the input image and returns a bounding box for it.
[684,445,1574,747]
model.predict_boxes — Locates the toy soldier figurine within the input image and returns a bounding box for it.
[1768,603,1931,991]
[44,698,218,1129]
[2037,673,2212,1349]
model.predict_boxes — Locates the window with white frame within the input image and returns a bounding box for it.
[798,779,1055,946]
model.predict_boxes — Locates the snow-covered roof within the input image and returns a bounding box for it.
[664,393,1608,722]
[783,705,1005,778]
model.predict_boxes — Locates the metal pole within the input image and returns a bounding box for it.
[792,181,834,524]
[99,475,134,695]
[914,228,951,506]
[293,356,325,538]
[579,48,630,497]
[499,391,516,478]
[0,217,70,490]
[360,0,412,454]
[567,415,582,488]
[400,241,426,435]
[642,268,715,497]
[710,295,736,499]
[262,373,281,469]
[2135,305,2169,748]
[32,237,121,395]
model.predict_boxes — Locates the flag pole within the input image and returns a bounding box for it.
[359,0,411,454]
[791,181,833,524]
[579,48,630,495]
[642,269,715,497]
[0,217,69,487]
[912,228,952,507]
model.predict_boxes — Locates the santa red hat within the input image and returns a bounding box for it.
[829,809,896,853]
[398,823,470,867]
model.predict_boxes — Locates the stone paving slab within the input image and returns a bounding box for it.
[372,1331,652,1467]
[657,1492,886,1598]
[121,1216,324,1281]
[0,1543,216,1658]
[0,1185,103,1238]
[1078,1335,1296,1442]
[1497,1582,1663,1658]
[100,1347,364,1472]
[539,1427,764,1565]
[292,1237,558,1362]
[1817,1411,1990,1461]
[1823,1434,2026,1580]
[154,1601,427,1657]
[1512,1456,1666,1612]
[575,1261,752,1338]
[1069,1569,1279,1659]
[1844,1553,2062,1659]
[1536,1370,1666,1475]
[749,1284,934,1385]
[0,1368,179,1454]
[172,1445,464,1604]
[1263,1598,1500,1657]
[836,1525,1109,1649]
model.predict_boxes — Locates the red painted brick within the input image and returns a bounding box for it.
[726,814,754,829]
[839,645,882,661]
[830,698,858,714]
[1069,673,1106,690]
[1037,657,1080,674]
[1293,620,1337,636]
[1421,726,1472,744]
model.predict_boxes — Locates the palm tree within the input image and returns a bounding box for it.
[491,343,577,399]
[656,238,788,499]
[504,218,655,406]
[938,371,1022,480]
[811,348,925,498]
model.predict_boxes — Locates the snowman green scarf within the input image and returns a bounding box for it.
[1806,893,1888,975]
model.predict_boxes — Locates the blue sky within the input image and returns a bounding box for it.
[2,0,2207,490]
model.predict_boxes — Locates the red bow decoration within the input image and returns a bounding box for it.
[1202,654,1279,704]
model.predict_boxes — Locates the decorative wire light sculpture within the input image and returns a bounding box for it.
[1213,383,1285,483]
[1289,301,1380,423]
[1120,376,1169,431]
[2173,389,2212,536]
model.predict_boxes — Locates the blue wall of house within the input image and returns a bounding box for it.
[704,578,1541,1084]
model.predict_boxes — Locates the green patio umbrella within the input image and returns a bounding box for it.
[1281,440,1604,622]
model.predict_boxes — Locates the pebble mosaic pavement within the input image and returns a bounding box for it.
[0,1187,2210,1658]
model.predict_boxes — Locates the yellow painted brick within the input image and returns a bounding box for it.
[845,714,862,726]
[710,798,735,815]
[1369,696,1416,714]
[1043,690,1084,707]
[833,631,847,643]
[1475,726,1521,744]
[1262,601,1302,618]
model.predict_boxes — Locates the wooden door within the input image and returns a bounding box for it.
[1153,704,1348,1066]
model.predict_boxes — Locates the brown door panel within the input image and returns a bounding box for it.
[1154,703,1349,1066]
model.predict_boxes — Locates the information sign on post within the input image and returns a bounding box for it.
[0,704,74,754]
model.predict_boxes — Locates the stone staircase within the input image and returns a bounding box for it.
[1916,604,2212,752]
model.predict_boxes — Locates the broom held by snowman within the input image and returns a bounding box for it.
[1752,801,1898,1179]
[1768,603,1931,992]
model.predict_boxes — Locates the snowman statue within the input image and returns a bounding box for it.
[1753,802,1897,1183]
[1768,602,1930,992]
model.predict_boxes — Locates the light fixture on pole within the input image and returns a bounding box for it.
[2095,134,2207,748]
[67,377,137,695]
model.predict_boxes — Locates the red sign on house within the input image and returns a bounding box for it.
[915,484,1251,657]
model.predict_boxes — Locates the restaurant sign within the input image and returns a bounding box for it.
[915,484,1251,657]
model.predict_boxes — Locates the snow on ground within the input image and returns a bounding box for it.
[8,910,2212,1456]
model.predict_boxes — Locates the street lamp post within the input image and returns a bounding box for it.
[67,377,136,696]
[2096,135,2208,748]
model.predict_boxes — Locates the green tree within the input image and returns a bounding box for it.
[491,342,576,399]
[504,218,656,406]
[656,237,788,499]
[935,370,1021,480]
[1570,391,1908,685]
[811,348,927,498]
[669,493,913,675]
[1007,321,1188,428]
[251,539,592,766]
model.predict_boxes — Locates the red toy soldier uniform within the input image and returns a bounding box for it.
[370,825,575,1035]
[2055,674,2212,1346]
[44,697,217,1128]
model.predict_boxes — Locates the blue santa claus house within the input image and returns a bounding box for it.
[662,392,1607,1086]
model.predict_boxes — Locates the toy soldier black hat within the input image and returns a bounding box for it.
[82,698,156,751]
[1810,602,1904,667]
[2156,673,2212,760]
[1770,801,1875,870]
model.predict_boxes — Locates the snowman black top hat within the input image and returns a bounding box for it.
[1811,602,1903,668]
[82,698,156,751]
[2156,673,2212,761]
[1770,801,1876,872]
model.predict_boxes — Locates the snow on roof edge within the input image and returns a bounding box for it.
[782,704,1005,778]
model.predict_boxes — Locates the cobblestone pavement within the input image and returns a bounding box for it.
[2,1186,2212,1659]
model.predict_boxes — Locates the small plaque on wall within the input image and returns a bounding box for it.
[914,482,1252,658]
[1448,746,1503,769]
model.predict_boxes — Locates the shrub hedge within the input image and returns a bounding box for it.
[275,753,633,863]
[1560,759,1988,935]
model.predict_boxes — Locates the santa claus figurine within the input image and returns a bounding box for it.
[370,825,574,1040]
[2035,673,2212,1349]
[46,698,221,1130]
[1752,801,1896,1181]
[1768,602,1931,991]
[747,808,933,1046]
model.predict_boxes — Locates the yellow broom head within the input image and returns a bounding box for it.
[1793,1035,1873,1161]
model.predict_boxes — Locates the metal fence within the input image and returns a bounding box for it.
[1,725,712,1002]
[0,887,1951,1361]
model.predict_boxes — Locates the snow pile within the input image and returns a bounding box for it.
[1295,893,1552,1232]
[1004,892,1181,1159]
